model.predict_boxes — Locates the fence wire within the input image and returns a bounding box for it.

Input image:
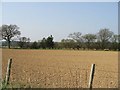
[7,64,118,88]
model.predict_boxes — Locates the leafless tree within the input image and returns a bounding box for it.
[0,24,21,48]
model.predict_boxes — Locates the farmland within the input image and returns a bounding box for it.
[2,49,118,88]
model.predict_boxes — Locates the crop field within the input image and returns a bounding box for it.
[2,49,118,88]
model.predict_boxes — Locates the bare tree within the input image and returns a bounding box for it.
[118,34,120,43]
[111,34,118,43]
[110,35,118,50]
[0,24,21,48]
[68,32,82,42]
[82,34,96,49]
[68,32,83,49]
[97,28,113,49]
[61,39,76,49]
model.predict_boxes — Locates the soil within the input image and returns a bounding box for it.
[2,49,118,88]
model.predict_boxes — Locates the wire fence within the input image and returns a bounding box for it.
[3,59,118,88]
[25,66,118,88]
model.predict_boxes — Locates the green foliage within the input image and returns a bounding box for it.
[40,38,47,49]
[60,39,77,49]
[46,35,54,49]
[30,41,38,49]
[18,37,30,49]
[39,35,54,49]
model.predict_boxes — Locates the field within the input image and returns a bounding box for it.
[2,49,118,88]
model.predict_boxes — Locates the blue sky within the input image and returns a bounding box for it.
[2,2,118,42]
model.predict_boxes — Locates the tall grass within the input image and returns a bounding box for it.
[0,79,32,89]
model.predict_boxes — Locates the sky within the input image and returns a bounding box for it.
[1,0,120,2]
[1,2,118,42]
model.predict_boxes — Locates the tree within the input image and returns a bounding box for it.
[46,35,54,49]
[68,32,82,42]
[18,37,30,48]
[60,39,76,49]
[97,28,113,49]
[30,41,38,49]
[82,34,96,49]
[109,34,118,50]
[40,38,47,49]
[68,32,83,49]
[118,34,120,43]
[0,24,21,48]
[118,34,120,51]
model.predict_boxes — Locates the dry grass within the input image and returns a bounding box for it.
[2,49,118,88]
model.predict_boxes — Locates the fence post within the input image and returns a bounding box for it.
[88,64,95,90]
[5,58,12,85]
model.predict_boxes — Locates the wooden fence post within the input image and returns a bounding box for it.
[88,64,95,90]
[5,58,12,85]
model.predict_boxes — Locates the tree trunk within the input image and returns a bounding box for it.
[8,39,11,49]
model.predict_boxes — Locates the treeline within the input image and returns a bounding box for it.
[18,35,54,49]
[0,24,120,51]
